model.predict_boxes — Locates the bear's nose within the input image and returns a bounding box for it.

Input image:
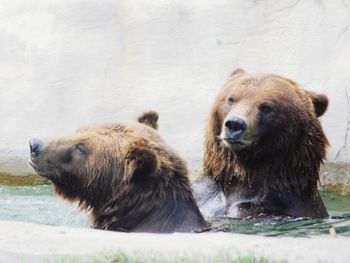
[29,138,43,157]
[224,117,247,137]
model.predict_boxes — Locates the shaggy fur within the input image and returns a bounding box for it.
[202,69,329,218]
[137,111,159,130]
[29,113,206,232]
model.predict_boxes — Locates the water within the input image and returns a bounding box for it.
[0,183,88,227]
[210,214,350,237]
[0,177,350,237]
[204,191,350,237]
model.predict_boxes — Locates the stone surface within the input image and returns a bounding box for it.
[0,0,349,176]
[320,162,350,195]
[0,220,349,263]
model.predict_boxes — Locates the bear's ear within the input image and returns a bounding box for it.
[306,91,329,117]
[137,111,159,130]
[124,146,159,183]
[230,68,246,77]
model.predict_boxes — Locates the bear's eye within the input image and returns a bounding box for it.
[74,144,89,155]
[227,96,235,105]
[259,103,274,114]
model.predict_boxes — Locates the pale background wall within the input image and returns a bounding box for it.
[0,0,349,175]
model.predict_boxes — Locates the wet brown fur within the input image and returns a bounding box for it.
[137,111,159,130]
[31,113,206,232]
[202,69,329,218]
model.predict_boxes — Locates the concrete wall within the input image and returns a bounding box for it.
[0,0,349,175]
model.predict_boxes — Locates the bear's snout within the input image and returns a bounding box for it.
[224,117,247,140]
[29,138,43,157]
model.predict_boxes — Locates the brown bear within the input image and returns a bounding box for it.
[201,69,329,219]
[29,111,206,232]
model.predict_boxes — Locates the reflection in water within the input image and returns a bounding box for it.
[0,173,49,186]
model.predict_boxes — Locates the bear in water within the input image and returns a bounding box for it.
[29,111,206,232]
[200,69,329,219]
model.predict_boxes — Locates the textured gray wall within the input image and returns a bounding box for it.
[0,0,349,175]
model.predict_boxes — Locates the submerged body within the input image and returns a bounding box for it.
[29,112,206,232]
[200,69,329,219]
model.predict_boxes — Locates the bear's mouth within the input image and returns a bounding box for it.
[28,159,57,181]
[28,159,45,177]
[221,138,245,145]
[219,136,252,151]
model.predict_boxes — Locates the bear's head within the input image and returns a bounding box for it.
[214,69,328,154]
[29,111,206,232]
[204,69,329,195]
[29,112,163,205]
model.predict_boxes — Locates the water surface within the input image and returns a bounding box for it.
[0,175,349,236]
[0,183,88,227]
